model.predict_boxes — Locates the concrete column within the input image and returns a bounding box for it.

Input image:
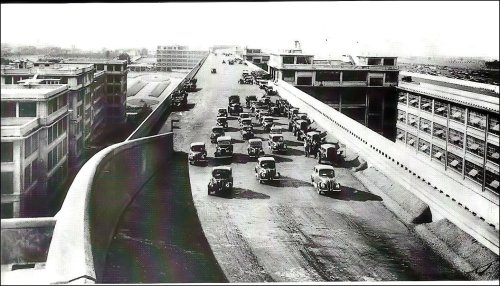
[482,113,488,192]
[365,92,369,126]
[381,95,385,133]
[339,92,342,113]
[462,108,468,179]
[340,71,343,85]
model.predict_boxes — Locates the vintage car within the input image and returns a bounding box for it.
[207,167,233,196]
[259,95,271,105]
[216,116,228,130]
[288,107,300,119]
[268,134,287,153]
[254,157,281,184]
[188,142,207,165]
[222,60,226,64]
[310,165,341,195]
[245,95,258,108]
[211,68,217,74]
[305,131,327,144]
[240,118,252,128]
[171,93,187,109]
[317,143,343,165]
[229,95,241,105]
[214,136,233,159]
[210,126,225,143]
[184,82,197,92]
[256,111,270,123]
[240,125,254,140]
[238,77,253,84]
[265,87,278,96]
[269,106,280,117]
[247,138,265,158]
[261,116,275,132]
[228,102,243,116]
[217,108,228,118]
[238,112,251,124]
[270,126,282,134]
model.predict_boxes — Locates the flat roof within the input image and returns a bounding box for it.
[1,64,94,75]
[401,71,499,94]
[62,58,127,64]
[398,82,499,113]
[1,84,68,100]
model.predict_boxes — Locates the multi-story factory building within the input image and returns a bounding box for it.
[156,45,207,71]
[396,71,499,198]
[1,84,69,218]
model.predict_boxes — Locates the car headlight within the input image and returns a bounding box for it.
[260,171,266,177]
[320,182,326,188]
[225,182,231,188]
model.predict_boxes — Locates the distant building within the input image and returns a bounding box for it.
[1,84,69,218]
[396,71,499,197]
[156,45,208,71]
[267,43,399,137]
[242,47,270,71]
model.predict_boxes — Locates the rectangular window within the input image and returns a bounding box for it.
[488,116,499,135]
[434,100,448,118]
[408,93,419,108]
[398,91,407,104]
[466,135,485,157]
[450,105,465,123]
[283,56,294,64]
[5,76,12,84]
[406,132,417,148]
[1,142,14,162]
[419,118,431,134]
[468,109,487,130]
[384,58,395,66]
[367,58,382,65]
[1,203,13,219]
[465,160,483,184]
[486,143,499,165]
[433,123,447,140]
[343,71,367,82]
[448,128,464,148]
[1,172,14,195]
[408,113,418,129]
[316,71,340,82]
[24,163,32,190]
[396,128,405,142]
[297,77,312,86]
[1,102,16,117]
[48,98,58,115]
[420,97,432,112]
[24,132,39,158]
[432,145,445,164]
[398,110,406,124]
[296,57,311,64]
[485,167,499,194]
[369,78,383,86]
[419,138,430,155]
[447,152,463,173]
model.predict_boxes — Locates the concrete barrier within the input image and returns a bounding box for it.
[44,132,173,283]
[127,53,209,140]
[273,79,499,255]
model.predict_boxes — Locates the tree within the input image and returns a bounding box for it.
[140,48,148,56]
[118,52,131,64]
[105,50,111,59]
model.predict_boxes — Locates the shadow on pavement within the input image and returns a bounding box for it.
[276,175,311,188]
[272,155,293,163]
[102,152,227,283]
[225,127,239,133]
[282,147,304,157]
[232,138,246,144]
[324,186,383,202]
[284,140,303,147]
[220,188,270,200]
[232,153,250,164]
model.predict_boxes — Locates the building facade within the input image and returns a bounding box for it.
[156,45,207,71]
[396,71,499,199]
[1,84,69,218]
[267,49,399,137]
[242,47,270,71]
[1,64,95,172]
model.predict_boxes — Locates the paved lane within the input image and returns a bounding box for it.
[161,53,464,282]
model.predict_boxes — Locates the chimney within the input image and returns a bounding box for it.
[294,41,301,50]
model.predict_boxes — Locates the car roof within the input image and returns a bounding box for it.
[190,142,205,147]
[307,131,320,135]
[212,126,223,129]
[212,166,232,172]
[321,143,337,148]
[217,116,227,120]
[249,138,262,143]
[270,133,282,137]
[258,156,275,162]
[218,136,232,141]
[271,126,280,129]
[314,164,335,170]
[218,108,226,111]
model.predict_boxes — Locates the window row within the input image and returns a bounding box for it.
[48,94,68,115]
[1,101,37,118]
[47,138,67,171]
[48,118,68,144]
[25,132,39,158]
[47,161,68,192]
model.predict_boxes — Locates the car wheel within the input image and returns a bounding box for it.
[318,156,321,163]
[319,190,323,195]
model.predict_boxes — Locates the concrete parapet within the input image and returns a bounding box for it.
[44,132,174,283]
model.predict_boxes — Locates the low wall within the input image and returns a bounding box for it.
[1,218,56,266]
[273,79,499,254]
[127,53,209,140]
[45,133,174,283]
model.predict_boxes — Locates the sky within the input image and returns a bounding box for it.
[1,1,499,59]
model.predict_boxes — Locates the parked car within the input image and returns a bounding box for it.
[214,136,233,159]
[210,126,225,143]
[217,108,228,118]
[240,118,252,128]
[247,138,265,158]
[270,126,282,134]
[208,167,233,196]
[245,95,258,108]
[216,116,228,130]
[317,143,343,165]
[254,156,281,183]
[240,125,254,140]
[268,134,287,153]
[261,116,275,132]
[211,68,217,74]
[189,142,207,165]
[238,112,251,124]
[310,165,341,195]
[228,95,243,115]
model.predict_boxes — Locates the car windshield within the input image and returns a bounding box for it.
[240,113,249,118]
[272,136,283,142]
[191,145,205,152]
[213,169,230,178]
[247,96,257,101]
[218,140,231,146]
[250,141,262,147]
[319,169,335,177]
[218,109,226,113]
[260,161,275,169]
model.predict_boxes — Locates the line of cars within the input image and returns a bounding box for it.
[190,68,343,197]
